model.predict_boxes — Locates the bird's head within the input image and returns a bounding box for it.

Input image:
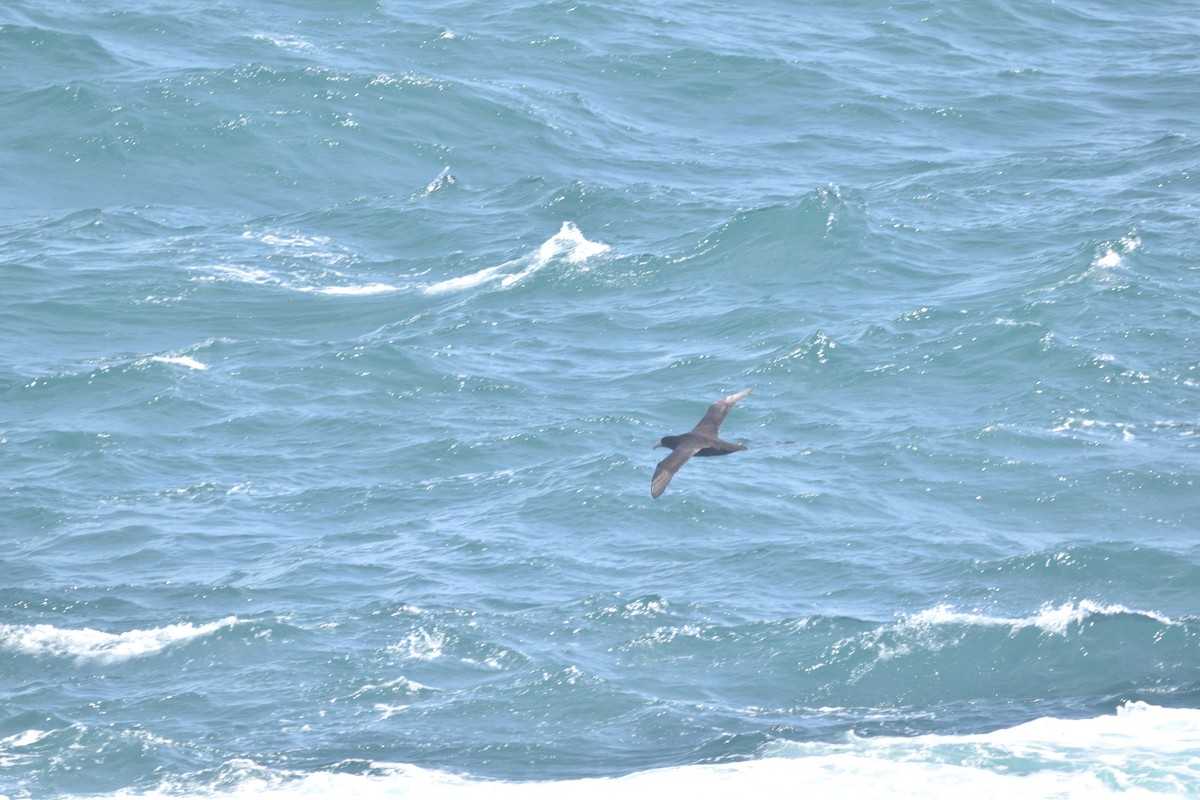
[652,438,664,449]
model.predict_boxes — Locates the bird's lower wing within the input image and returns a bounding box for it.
[651,445,701,499]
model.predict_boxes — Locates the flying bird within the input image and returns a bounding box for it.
[651,387,753,499]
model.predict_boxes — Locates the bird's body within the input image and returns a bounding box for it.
[651,387,753,499]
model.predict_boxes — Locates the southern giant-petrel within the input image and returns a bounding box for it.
[651,387,753,499]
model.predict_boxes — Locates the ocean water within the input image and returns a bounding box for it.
[2,0,1199,797]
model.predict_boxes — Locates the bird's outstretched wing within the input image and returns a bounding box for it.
[691,387,754,438]
[651,443,702,499]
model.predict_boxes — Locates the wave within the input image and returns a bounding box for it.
[194,263,405,296]
[190,226,406,295]
[11,340,224,390]
[422,221,609,294]
[901,600,1176,636]
[621,600,1182,657]
[311,282,404,296]
[192,220,607,297]
[148,354,209,371]
[1041,231,1142,293]
[48,702,1199,798]
[0,617,240,664]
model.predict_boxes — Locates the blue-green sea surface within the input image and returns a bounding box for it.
[2,1,1198,797]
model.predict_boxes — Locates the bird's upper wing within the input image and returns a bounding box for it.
[691,387,753,438]
[651,443,702,499]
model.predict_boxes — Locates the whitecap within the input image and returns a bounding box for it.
[374,703,410,720]
[195,262,400,296]
[1092,232,1140,270]
[311,283,402,296]
[199,264,279,287]
[352,676,434,698]
[423,263,509,294]
[419,165,457,197]
[253,233,330,249]
[1041,231,1142,292]
[423,222,609,295]
[0,617,240,664]
[0,727,54,769]
[387,628,446,661]
[903,600,1173,636]
[66,703,1200,798]
[0,728,51,748]
[1050,416,1138,441]
[250,33,314,52]
[150,355,209,371]
[239,229,353,268]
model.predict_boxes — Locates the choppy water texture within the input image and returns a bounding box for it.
[2,1,1199,797]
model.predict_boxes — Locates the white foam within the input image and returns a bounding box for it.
[903,600,1173,636]
[353,676,433,698]
[423,263,509,294]
[196,263,401,296]
[57,703,1200,799]
[202,223,608,298]
[419,165,457,196]
[151,355,209,371]
[0,617,239,664]
[312,283,401,296]
[761,701,1200,798]
[0,728,51,748]
[424,222,609,294]
[1041,232,1141,293]
[1092,232,1140,270]
[254,233,331,249]
[200,264,280,287]
[374,704,411,720]
[251,33,314,52]
[0,727,54,768]
[541,220,611,264]
[1051,416,1141,442]
[386,628,446,661]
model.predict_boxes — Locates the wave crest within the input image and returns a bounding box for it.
[903,600,1175,636]
[423,222,609,294]
[0,617,240,664]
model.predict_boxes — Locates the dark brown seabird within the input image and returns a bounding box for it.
[651,387,753,499]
